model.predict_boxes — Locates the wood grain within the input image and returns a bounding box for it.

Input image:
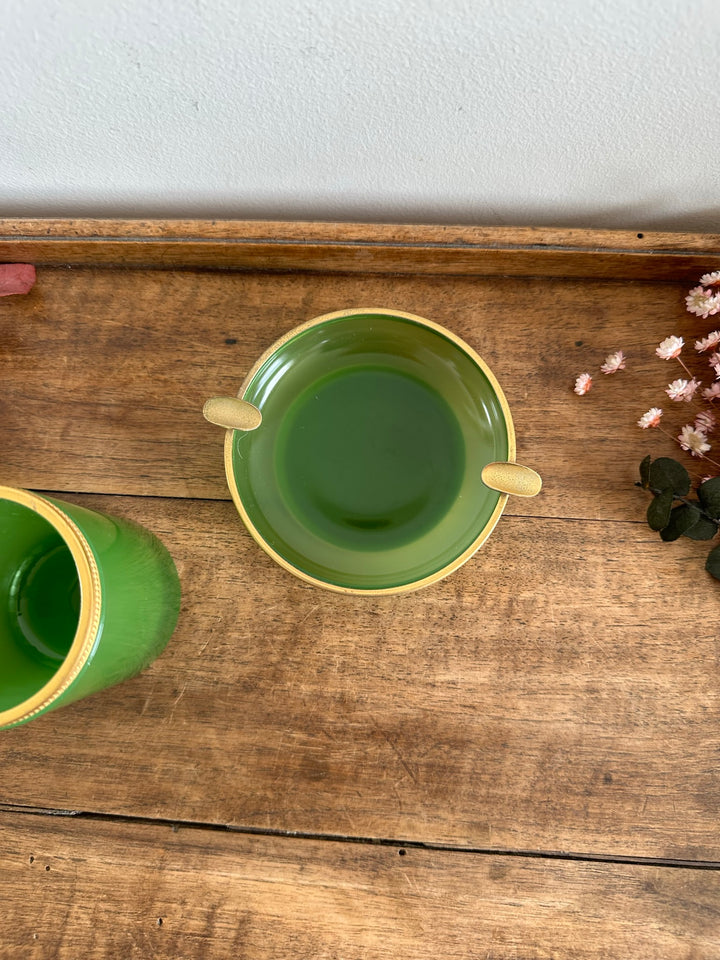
[0,264,711,518]
[0,219,718,279]
[3,222,720,957]
[1,811,718,960]
[1,492,718,862]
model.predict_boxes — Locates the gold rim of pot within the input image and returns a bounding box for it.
[0,486,102,727]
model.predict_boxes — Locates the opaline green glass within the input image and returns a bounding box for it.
[15,542,80,663]
[0,493,181,728]
[1,503,79,713]
[232,313,511,590]
[278,366,465,551]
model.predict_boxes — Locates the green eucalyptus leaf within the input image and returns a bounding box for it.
[660,504,701,541]
[705,544,720,580]
[639,455,651,489]
[647,487,674,531]
[648,457,691,497]
[698,476,720,519]
[685,512,720,541]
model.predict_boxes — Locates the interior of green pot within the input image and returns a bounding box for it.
[0,498,80,711]
[230,313,511,590]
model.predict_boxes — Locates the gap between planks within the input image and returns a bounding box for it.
[30,488,649,527]
[1,802,718,873]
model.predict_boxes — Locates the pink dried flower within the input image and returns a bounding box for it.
[600,350,626,374]
[695,410,717,434]
[637,408,663,429]
[702,383,720,401]
[699,271,720,286]
[683,378,702,400]
[574,373,592,396]
[678,424,711,456]
[708,352,720,378]
[666,378,700,402]
[656,336,684,360]
[695,330,720,352]
[686,287,720,319]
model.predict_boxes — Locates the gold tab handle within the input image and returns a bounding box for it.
[203,396,262,432]
[481,461,542,498]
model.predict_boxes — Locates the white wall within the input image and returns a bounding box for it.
[3,0,719,231]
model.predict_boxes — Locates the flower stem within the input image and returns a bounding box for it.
[643,485,718,525]
[677,356,695,378]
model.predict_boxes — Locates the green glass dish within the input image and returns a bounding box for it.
[207,309,539,594]
[0,487,181,729]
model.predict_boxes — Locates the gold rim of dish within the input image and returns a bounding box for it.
[0,486,102,728]
[223,308,516,595]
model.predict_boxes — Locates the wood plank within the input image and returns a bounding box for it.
[0,219,718,278]
[0,264,710,517]
[1,493,718,861]
[1,811,718,960]
[7,217,720,244]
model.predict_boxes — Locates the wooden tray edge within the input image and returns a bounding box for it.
[1,219,719,280]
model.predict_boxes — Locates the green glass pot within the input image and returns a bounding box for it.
[0,486,181,729]
[205,308,541,594]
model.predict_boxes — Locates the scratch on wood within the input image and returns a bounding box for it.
[370,718,419,785]
[165,682,189,723]
[298,604,321,627]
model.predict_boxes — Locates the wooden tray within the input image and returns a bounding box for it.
[1,220,719,958]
